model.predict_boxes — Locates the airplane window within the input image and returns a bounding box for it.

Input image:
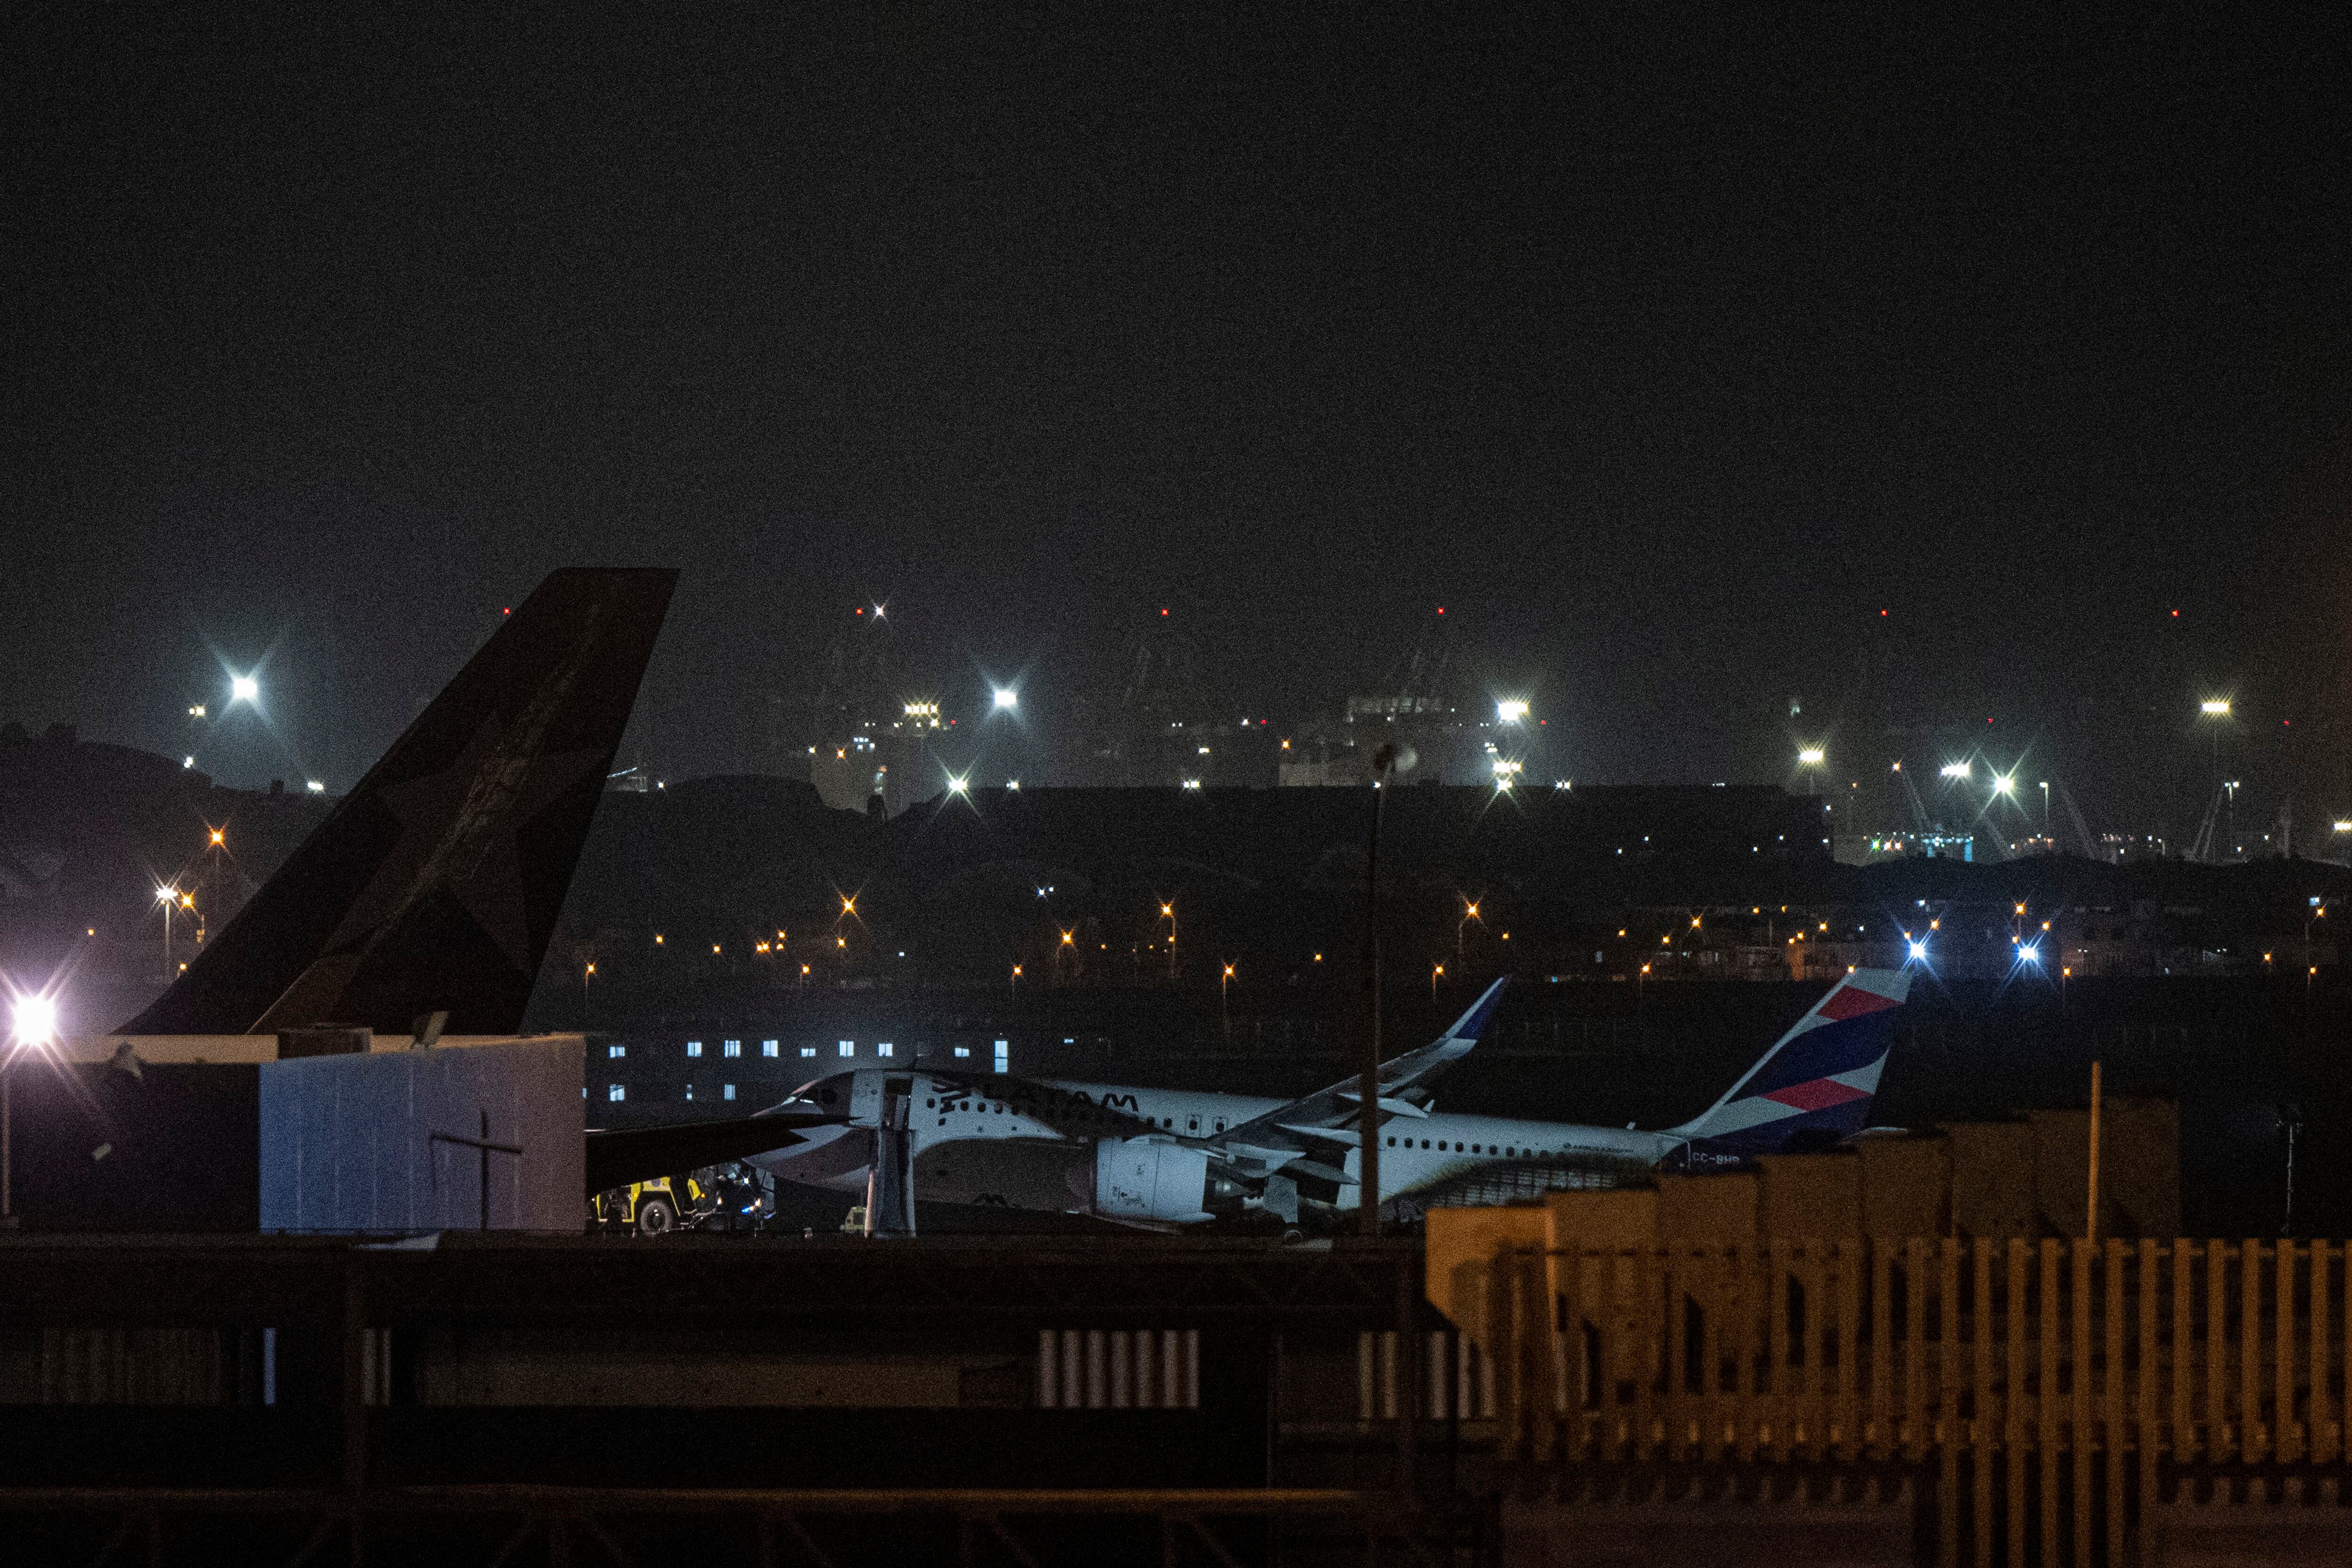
[1471,1144,1481,1154]
[1421,1140,1430,1149]
[1213,1120,1224,1132]
[1386,1137,1395,1147]
[1187,1117,1199,1132]
[1506,1147,1516,1157]
[926,1099,936,1109]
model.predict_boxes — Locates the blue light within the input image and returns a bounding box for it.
[1908,942,1928,961]
[2019,945,2041,964]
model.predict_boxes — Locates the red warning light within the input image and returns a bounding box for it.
[501,607,510,617]
[1160,608,1169,617]
[2170,610,2179,618]
[855,607,864,616]
[1879,609,1888,617]
[1436,607,1445,615]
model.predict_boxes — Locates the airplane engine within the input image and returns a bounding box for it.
[1093,1138,1213,1223]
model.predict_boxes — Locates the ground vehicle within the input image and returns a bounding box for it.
[592,1172,719,1235]
[590,1164,772,1236]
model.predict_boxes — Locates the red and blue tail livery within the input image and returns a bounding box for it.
[1666,967,1910,1169]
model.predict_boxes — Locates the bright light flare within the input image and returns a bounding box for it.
[1797,747,1826,766]
[1495,700,1530,723]
[946,775,969,794]
[1992,774,2015,795]
[992,688,1018,710]
[2200,699,2231,716]
[10,991,59,1045]
[2019,945,2041,964]
[1939,761,1971,780]
[230,675,259,704]
[1908,942,1928,961]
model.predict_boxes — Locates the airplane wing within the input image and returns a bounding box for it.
[583,1108,845,1195]
[1219,976,1509,1149]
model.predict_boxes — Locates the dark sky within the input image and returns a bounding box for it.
[6,6,2350,836]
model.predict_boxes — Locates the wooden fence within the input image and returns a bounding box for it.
[1467,1238,2352,1566]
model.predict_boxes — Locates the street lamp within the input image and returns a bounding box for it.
[1160,903,1176,981]
[5,988,62,1226]
[992,688,1018,711]
[1358,740,1401,1239]
[1458,899,1481,961]
[230,674,259,705]
[155,886,179,980]
[1431,962,1443,1000]
[1796,747,1825,795]
[2200,699,2231,803]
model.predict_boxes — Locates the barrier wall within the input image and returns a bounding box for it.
[1442,1232,2352,1566]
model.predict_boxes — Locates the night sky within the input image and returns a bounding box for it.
[7,7,2349,835]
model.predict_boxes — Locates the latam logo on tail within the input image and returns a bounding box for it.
[1664,966,1911,1170]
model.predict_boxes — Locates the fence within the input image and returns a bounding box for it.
[1463,1237,2352,1566]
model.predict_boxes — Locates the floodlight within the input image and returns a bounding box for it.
[1496,700,1530,723]
[10,992,59,1045]
[993,688,1017,710]
[230,675,259,704]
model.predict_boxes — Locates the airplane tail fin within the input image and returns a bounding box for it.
[120,568,677,1036]
[1666,967,1910,1164]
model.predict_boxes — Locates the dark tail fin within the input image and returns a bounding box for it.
[120,569,676,1035]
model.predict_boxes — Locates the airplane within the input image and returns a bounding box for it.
[745,966,1913,1229]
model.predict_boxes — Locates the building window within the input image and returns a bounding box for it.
[839,1040,855,1058]
[723,1085,736,1101]
[685,1040,703,1058]
[608,1085,625,1102]
[608,1044,626,1058]
[877,1042,894,1058]
[954,1046,971,1058]
[800,1045,817,1058]
[993,1040,1009,1074]
[762,1040,779,1057]
[723,1039,741,1058]
[685,1086,694,1101]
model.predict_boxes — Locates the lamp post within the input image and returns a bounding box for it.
[1457,900,1480,963]
[5,991,63,1227]
[1431,962,1443,1001]
[1359,742,1398,1239]
[155,886,178,982]
[1160,903,1176,982]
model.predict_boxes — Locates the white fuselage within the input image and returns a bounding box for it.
[748,1073,1681,1214]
